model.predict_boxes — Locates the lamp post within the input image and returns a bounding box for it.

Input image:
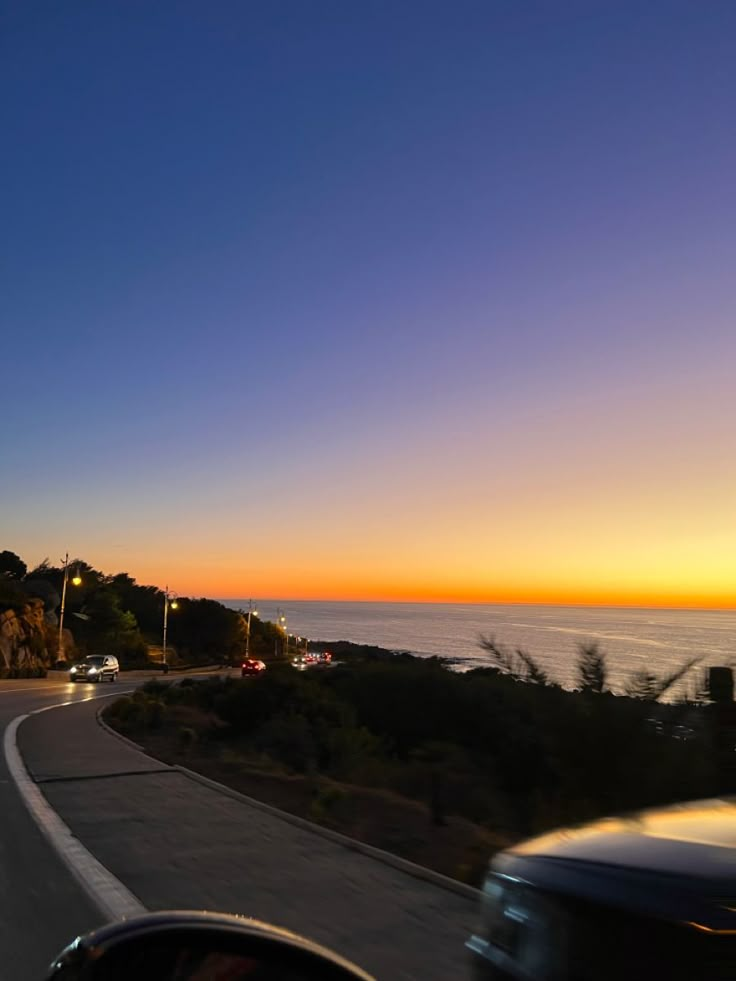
[58,553,82,663]
[280,611,287,659]
[162,586,178,668]
[275,608,288,659]
[245,600,258,659]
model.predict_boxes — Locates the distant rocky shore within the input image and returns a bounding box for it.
[308,639,413,661]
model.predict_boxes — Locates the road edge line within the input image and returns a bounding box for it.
[4,704,147,922]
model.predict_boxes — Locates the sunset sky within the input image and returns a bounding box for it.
[4,2,735,605]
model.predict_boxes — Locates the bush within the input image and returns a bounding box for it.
[215,668,354,737]
[308,780,349,824]
[178,726,197,751]
[103,654,717,837]
[104,691,166,731]
[323,724,384,780]
[253,713,316,772]
[141,679,171,697]
[105,696,141,730]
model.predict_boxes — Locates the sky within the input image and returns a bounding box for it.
[3,1,735,605]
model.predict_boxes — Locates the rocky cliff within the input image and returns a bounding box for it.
[0,599,49,677]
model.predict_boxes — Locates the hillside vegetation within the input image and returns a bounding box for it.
[105,650,718,884]
[1,549,279,669]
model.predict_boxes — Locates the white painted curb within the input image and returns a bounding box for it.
[4,696,147,922]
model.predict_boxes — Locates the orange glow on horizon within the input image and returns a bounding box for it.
[164,556,736,608]
[170,574,736,610]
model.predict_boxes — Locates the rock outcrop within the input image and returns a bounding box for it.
[0,599,49,676]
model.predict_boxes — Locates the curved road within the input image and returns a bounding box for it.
[1,675,478,980]
[0,677,140,981]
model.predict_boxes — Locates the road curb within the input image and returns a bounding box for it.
[176,765,481,902]
[95,705,149,754]
[6,696,147,922]
[96,706,480,903]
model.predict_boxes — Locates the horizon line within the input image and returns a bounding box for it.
[213,597,736,613]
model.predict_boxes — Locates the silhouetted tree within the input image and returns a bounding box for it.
[248,617,288,660]
[624,657,702,702]
[27,559,55,580]
[576,642,608,694]
[107,573,164,638]
[72,590,148,665]
[478,635,553,686]
[168,597,247,664]
[21,579,60,614]
[0,550,27,580]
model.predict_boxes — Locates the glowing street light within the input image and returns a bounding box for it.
[162,586,179,668]
[276,608,287,658]
[58,553,82,663]
[245,599,258,660]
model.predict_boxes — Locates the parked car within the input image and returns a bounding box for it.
[467,797,736,980]
[70,655,119,683]
[241,658,266,676]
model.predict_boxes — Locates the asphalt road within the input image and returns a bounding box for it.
[2,674,478,980]
[0,677,140,981]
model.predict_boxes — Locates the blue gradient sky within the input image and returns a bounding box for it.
[4,2,735,602]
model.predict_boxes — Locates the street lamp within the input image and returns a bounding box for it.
[245,600,259,660]
[277,609,287,659]
[58,553,82,663]
[162,586,179,668]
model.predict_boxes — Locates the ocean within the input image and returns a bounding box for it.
[220,600,736,696]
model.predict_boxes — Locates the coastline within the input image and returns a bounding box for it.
[226,600,736,695]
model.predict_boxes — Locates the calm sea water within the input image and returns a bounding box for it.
[220,600,736,696]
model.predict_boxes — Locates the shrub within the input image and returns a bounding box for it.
[253,713,316,772]
[141,679,170,697]
[103,652,717,837]
[308,781,349,824]
[104,691,166,731]
[105,696,142,731]
[178,726,197,751]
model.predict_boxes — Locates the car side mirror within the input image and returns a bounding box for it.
[47,911,373,981]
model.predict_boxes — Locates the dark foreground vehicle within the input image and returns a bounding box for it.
[467,797,736,981]
[47,910,373,980]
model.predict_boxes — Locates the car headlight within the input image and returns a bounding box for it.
[88,667,98,674]
[70,666,77,673]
